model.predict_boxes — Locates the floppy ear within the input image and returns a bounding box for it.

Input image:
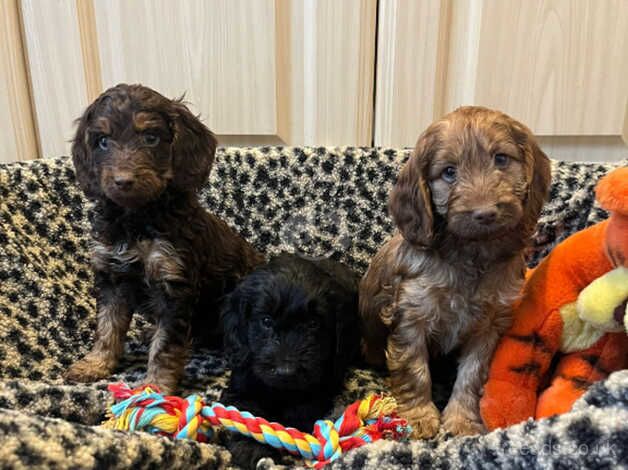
[388,133,435,246]
[71,99,104,198]
[220,288,251,369]
[169,100,218,191]
[516,126,552,235]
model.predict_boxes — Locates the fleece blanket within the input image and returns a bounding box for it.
[0,147,626,469]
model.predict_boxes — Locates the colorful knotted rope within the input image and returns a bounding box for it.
[103,383,412,468]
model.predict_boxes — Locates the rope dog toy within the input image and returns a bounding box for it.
[103,383,411,468]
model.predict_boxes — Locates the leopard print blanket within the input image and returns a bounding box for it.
[0,147,626,469]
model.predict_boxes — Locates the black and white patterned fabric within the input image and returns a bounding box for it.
[0,147,625,469]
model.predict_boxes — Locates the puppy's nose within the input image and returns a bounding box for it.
[472,208,497,225]
[113,174,134,190]
[274,364,296,377]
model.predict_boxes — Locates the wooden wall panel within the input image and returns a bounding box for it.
[281,0,376,145]
[21,0,89,158]
[13,0,628,157]
[20,0,376,152]
[377,0,628,160]
[94,0,278,136]
[76,0,102,102]
[443,0,482,115]
[374,0,449,147]
[309,0,376,145]
[472,0,628,137]
[0,0,38,162]
[537,136,627,162]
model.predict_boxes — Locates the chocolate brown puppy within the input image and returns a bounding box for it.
[360,106,551,437]
[65,83,263,393]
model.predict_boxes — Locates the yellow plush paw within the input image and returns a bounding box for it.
[577,266,628,331]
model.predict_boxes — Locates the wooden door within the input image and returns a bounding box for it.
[4,0,627,161]
[19,0,377,158]
[375,0,628,161]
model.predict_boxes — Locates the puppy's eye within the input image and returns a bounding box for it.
[97,136,110,151]
[142,133,160,147]
[441,166,457,184]
[261,316,273,328]
[494,154,510,168]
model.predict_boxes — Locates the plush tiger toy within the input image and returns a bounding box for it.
[480,166,628,431]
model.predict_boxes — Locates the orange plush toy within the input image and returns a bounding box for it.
[480,167,628,431]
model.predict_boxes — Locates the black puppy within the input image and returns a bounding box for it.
[220,253,360,468]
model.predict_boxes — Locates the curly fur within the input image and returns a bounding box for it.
[360,106,552,438]
[220,253,360,469]
[65,84,263,393]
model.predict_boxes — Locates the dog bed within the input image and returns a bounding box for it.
[0,147,626,469]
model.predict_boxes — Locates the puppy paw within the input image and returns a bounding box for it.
[442,405,485,436]
[64,355,115,383]
[401,402,440,439]
[145,372,179,396]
